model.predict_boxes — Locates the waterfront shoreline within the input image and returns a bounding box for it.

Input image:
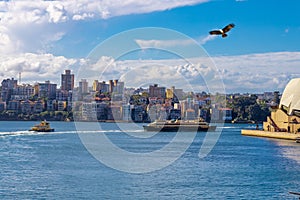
[241,129,300,140]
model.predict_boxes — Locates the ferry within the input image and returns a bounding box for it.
[29,120,54,132]
[143,119,216,132]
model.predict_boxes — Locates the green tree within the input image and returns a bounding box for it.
[247,103,262,121]
[227,95,269,122]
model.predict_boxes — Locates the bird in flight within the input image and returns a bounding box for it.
[209,23,235,38]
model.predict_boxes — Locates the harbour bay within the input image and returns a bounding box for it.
[1,121,300,199]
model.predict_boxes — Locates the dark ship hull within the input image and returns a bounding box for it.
[143,120,216,132]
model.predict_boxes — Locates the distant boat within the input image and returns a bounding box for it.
[29,120,54,132]
[143,119,216,132]
[232,119,255,124]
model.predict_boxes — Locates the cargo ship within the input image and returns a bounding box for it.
[143,119,216,132]
[29,120,54,132]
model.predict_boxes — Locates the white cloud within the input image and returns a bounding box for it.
[0,0,297,93]
[72,13,95,21]
[46,3,68,23]
[0,0,209,55]
[135,39,195,49]
[76,51,300,93]
[1,51,300,93]
[75,56,218,92]
[212,52,300,92]
[200,34,217,45]
[0,53,82,84]
[135,34,222,50]
[0,0,209,25]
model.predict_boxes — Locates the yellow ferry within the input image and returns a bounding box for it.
[29,120,54,132]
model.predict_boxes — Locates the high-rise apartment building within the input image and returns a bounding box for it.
[79,79,88,94]
[36,81,57,100]
[92,80,99,91]
[1,78,18,102]
[149,84,166,98]
[61,70,74,91]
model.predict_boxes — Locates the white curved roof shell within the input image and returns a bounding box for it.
[279,78,300,115]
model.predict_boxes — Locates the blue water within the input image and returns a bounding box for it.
[1,121,300,199]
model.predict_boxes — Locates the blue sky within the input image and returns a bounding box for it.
[53,0,300,58]
[0,0,299,93]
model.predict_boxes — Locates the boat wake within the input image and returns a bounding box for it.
[0,130,47,137]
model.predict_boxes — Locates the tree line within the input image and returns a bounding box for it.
[227,95,270,123]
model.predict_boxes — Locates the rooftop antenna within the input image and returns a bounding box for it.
[19,72,21,85]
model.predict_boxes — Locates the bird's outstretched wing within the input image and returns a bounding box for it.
[222,23,235,33]
[209,30,222,35]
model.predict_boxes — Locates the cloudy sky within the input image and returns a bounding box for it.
[0,0,299,93]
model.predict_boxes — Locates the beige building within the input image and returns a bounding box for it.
[263,78,300,133]
[166,86,184,100]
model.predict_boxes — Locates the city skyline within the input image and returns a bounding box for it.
[0,71,282,98]
[0,1,299,93]
[1,69,277,124]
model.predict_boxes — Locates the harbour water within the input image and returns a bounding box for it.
[1,121,300,199]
